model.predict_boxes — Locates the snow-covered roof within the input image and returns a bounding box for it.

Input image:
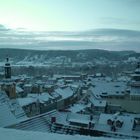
[130,86,140,95]
[55,87,73,99]
[68,112,95,124]
[51,92,61,98]
[24,84,32,87]
[70,83,79,89]
[18,93,53,106]
[89,80,127,97]
[17,97,36,107]
[89,90,106,107]
[90,98,106,107]
[16,86,24,93]
[68,103,87,113]
[0,91,27,121]
[62,75,81,78]
[28,93,53,102]
[0,103,18,127]
[117,76,130,82]
[95,113,140,137]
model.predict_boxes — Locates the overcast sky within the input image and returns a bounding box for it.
[0,0,140,31]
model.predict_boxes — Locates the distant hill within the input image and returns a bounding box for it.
[0,48,139,62]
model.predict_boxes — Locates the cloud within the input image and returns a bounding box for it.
[0,24,140,52]
[0,24,10,31]
[98,17,140,31]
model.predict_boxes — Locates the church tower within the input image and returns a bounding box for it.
[5,57,11,79]
[1,57,16,99]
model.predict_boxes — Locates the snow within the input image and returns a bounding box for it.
[17,93,53,106]
[28,93,53,102]
[91,99,106,107]
[55,87,73,99]
[68,103,87,113]
[24,84,32,87]
[17,97,36,107]
[130,86,140,94]
[0,128,122,140]
[0,104,18,127]
[94,113,140,138]
[89,80,127,97]
[68,114,91,125]
[16,86,24,93]
[66,112,97,125]
[0,91,26,122]
[96,113,134,132]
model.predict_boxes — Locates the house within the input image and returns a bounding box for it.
[94,113,140,139]
[16,86,25,97]
[88,87,106,114]
[55,87,74,109]
[23,84,32,94]
[17,92,54,116]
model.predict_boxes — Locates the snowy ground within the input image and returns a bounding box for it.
[0,128,124,140]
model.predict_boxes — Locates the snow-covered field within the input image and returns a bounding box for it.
[0,128,123,140]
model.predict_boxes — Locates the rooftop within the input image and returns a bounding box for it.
[55,87,73,99]
[95,113,140,138]
[0,91,27,127]
[17,93,53,106]
[89,79,127,97]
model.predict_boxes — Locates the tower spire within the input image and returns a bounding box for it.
[5,57,11,79]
